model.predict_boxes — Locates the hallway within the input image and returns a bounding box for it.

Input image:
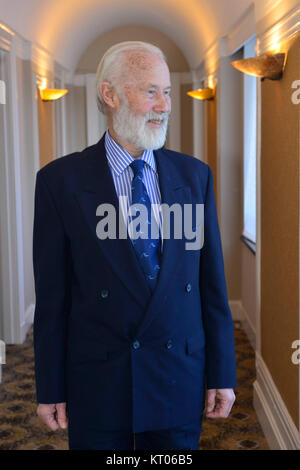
[0,0,300,450]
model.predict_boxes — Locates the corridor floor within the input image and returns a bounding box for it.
[0,321,269,450]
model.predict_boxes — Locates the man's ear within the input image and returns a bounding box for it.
[99,82,119,110]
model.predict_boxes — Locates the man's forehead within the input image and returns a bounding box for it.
[122,51,170,88]
[125,50,163,70]
[124,76,171,91]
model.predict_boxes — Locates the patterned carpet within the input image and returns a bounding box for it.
[0,321,269,450]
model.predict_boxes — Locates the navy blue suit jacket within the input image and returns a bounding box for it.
[33,133,237,433]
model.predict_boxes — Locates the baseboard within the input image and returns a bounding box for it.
[253,352,300,449]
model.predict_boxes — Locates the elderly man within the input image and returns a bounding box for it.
[33,41,236,450]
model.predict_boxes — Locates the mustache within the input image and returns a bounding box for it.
[144,112,169,122]
[118,98,169,124]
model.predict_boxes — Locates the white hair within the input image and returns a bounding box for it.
[95,41,167,115]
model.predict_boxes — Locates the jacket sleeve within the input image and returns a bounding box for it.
[33,170,72,403]
[199,165,237,389]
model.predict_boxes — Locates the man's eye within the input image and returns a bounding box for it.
[148,90,155,95]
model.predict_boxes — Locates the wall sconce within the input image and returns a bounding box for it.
[39,88,69,101]
[231,52,286,80]
[187,87,215,101]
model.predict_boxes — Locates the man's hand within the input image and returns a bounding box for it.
[37,402,68,431]
[205,388,235,418]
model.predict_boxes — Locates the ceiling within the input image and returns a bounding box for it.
[0,0,267,72]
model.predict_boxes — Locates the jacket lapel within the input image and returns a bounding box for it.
[75,134,152,309]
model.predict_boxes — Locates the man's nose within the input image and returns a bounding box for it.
[153,92,171,113]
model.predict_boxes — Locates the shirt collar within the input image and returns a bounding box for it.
[104,129,157,177]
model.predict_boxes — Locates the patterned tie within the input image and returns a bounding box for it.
[129,159,161,292]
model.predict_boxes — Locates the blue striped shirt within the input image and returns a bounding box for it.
[104,129,163,250]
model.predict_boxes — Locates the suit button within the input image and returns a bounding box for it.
[132,340,140,350]
[100,289,109,298]
[166,339,173,349]
[185,283,192,293]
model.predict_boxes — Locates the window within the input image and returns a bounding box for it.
[243,36,257,246]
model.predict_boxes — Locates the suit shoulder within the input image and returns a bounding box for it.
[161,147,210,176]
[37,142,99,181]
[38,151,80,179]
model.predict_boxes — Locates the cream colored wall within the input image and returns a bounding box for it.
[217,51,243,301]
[205,91,217,197]
[37,89,55,169]
[180,83,194,156]
[64,84,87,154]
[204,51,243,304]
[76,25,190,74]
[16,58,36,315]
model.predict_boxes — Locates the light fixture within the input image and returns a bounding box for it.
[38,78,69,101]
[231,52,286,80]
[187,87,215,101]
[39,88,69,101]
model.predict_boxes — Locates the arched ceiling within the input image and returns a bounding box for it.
[76,25,191,73]
[0,0,254,72]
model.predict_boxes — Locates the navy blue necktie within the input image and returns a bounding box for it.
[129,159,161,292]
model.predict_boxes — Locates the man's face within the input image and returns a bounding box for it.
[112,53,171,151]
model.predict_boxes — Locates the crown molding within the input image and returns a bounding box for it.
[204,39,222,76]
[30,43,54,76]
[256,2,300,54]
[0,23,31,61]
[0,22,14,52]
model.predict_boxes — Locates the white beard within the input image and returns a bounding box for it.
[112,96,169,151]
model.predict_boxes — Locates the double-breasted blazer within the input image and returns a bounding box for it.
[33,132,237,433]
